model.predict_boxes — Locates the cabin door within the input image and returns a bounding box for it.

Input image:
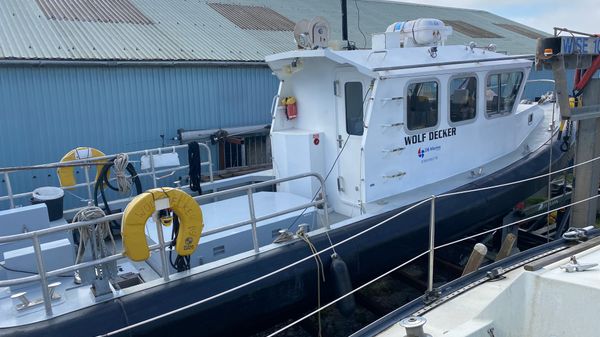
[335,72,367,209]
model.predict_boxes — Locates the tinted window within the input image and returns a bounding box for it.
[486,72,523,116]
[345,82,364,136]
[450,77,477,123]
[407,81,438,130]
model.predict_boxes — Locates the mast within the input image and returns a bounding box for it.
[341,0,348,42]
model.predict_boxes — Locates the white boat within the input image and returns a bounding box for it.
[0,18,572,336]
[356,227,600,337]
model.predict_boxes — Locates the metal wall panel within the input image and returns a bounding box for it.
[0,0,546,61]
[0,65,278,207]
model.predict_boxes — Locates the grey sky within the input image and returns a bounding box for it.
[393,0,599,34]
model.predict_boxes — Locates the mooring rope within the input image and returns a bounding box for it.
[73,206,116,265]
[297,227,326,337]
[113,153,132,194]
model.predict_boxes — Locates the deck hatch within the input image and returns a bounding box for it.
[207,3,294,31]
[36,0,153,25]
[494,23,543,39]
[445,20,503,38]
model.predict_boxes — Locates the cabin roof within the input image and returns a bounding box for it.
[266,45,533,78]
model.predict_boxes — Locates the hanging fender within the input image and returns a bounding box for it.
[57,147,107,189]
[121,187,204,261]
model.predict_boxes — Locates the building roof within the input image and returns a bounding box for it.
[0,0,548,62]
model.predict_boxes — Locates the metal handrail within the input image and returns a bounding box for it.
[0,171,328,316]
[103,146,599,336]
[0,143,214,208]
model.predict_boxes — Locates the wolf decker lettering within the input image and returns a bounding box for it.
[404,127,456,146]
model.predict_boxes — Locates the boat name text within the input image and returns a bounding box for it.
[404,127,456,146]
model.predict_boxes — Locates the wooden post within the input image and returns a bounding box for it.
[462,243,487,276]
[571,79,600,227]
[495,233,517,262]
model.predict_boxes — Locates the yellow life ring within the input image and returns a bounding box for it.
[57,147,107,189]
[121,187,204,262]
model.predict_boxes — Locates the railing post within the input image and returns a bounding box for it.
[83,165,93,202]
[32,234,53,316]
[208,157,214,183]
[149,152,158,188]
[198,143,214,183]
[318,175,330,230]
[155,216,170,281]
[247,189,260,253]
[4,172,15,208]
[427,195,436,293]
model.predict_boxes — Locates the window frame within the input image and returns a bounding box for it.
[344,81,365,136]
[484,70,524,119]
[447,73,479,126]
[403,78,441,134]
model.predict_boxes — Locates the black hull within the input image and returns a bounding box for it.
[4,141,572,337]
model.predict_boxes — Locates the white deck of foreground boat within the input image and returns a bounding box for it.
[376,244,600,337]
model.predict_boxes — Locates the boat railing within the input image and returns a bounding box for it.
[0,143,214,211]
[0,171,328,317]
[263,158,600,337]
[11,149,596,335]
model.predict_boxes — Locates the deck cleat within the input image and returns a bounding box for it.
[10,292,30,310]
[48,282,61,300]
[560,256,598,273]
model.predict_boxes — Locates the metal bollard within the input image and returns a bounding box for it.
[399,316,431,337]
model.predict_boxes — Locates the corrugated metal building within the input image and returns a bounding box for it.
[0,0,554,205]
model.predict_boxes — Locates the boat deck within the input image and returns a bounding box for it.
[375,240,600,337]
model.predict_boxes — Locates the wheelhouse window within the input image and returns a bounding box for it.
[486,72,523,116]
[407,81,438,130]
[450,76,477,123]
[345,82,364,136]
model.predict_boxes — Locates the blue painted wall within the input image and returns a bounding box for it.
[0,65,279,208]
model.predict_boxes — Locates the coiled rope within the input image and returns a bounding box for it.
[113,153,132,194]
[73,206,116,265]
[93,156,142,233]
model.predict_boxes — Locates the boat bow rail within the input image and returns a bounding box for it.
[0,171,328,320]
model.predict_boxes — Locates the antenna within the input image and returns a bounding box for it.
[341,0,348,42]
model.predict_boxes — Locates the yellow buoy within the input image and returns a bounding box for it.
[121,188,204,261]
[57,147,107,189]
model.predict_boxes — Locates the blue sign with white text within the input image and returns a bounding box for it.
[561,37,600,55]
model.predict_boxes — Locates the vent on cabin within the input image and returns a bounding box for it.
[213,245,226,256]
[208,3,294,31]
[36,0,153,24]
[445,20,503,38]
[494,23,543,39]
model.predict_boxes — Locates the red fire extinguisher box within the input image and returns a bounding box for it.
[285,96,297,120]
